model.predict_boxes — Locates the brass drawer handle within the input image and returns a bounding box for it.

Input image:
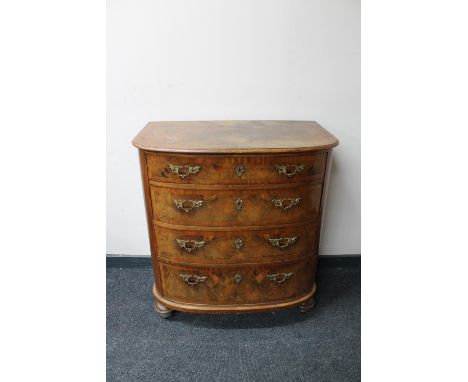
[180,274,207,286]
[267,272,293,284]
[174,199,204,213]
[271,198,301,210]
[268,236,298,249]
[176,239,205,253]
[168,164,201,178]
[275,164,304,178]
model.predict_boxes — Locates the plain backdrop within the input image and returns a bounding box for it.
[107,0,360,256]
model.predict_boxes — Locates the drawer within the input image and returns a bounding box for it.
[150,183,322,227]
[146,153,327,185]
[155,222,318,264]
[159,256,317,305]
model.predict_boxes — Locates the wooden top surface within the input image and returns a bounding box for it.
[132,120,338,154]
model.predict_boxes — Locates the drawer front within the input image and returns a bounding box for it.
[146,153,326,185]
[155,223,317,264]
[159,256,317,305]
[150,183,322,227]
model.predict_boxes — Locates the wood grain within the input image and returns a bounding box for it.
[138,150,163,292]
[133,120,338,154]
[146,152,326,185]
[159,256,317,305]
[155,221,317,264]
[150,183,322,227]
[153,283,316,314]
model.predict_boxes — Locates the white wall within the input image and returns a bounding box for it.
[107,0,360,256]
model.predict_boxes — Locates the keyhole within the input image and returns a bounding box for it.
[234,198,243,211]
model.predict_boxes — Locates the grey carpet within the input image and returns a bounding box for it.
[107,264,360,382]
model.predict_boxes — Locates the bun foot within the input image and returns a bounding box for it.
[155,302,173,318]
[299,297,315,313]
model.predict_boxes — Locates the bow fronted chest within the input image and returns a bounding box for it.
[132,121,338,317]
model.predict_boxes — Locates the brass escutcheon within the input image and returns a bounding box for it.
[234,164,246,177]
[234,198,244,211]
[234,238,244,250]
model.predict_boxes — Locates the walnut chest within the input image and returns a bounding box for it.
[132,121,338,317]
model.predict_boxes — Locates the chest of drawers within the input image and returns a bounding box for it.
[132,121,338,317]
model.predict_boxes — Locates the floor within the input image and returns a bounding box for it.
[107,263,360,382]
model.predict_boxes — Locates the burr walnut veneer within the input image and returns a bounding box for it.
[133,121,338,317]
